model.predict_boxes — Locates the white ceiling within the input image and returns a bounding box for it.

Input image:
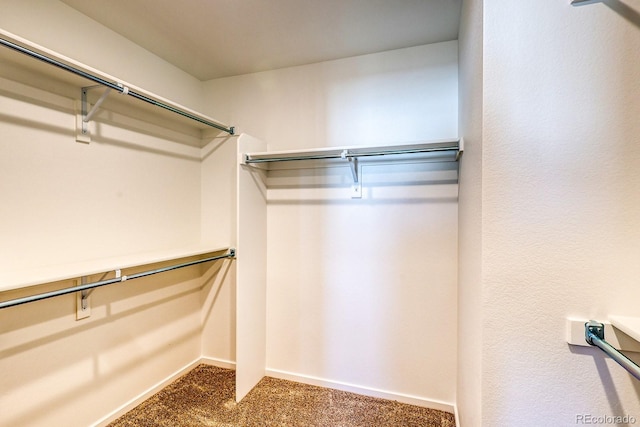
[60,0,462,81]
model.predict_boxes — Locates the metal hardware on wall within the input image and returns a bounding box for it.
[342,150,361,198]
[78,85,111,142]
[76,277,91,320]
[585,320,640,381]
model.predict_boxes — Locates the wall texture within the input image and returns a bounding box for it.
[458,0,640,425]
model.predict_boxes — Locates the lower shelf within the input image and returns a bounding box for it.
[0,245,231,294]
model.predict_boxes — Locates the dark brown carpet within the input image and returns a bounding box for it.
[107,365,456,427]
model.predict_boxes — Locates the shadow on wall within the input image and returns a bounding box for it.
[568,344,640,416]
[0,259,231,427]
[602,0,640,27]
[265,161,459,205]
[0,76,204,158]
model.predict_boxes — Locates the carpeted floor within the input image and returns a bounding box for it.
[107,365,456,427]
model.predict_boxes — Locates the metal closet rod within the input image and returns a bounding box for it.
[585,320,640,381]
[0,37,235,135]
[0,249,236,310]
[244,144,460,164]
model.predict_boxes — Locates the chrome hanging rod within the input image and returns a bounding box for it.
[0,37,235,135]
[585,320,640,381]
[244,144,460,164]
[0,249,236,310]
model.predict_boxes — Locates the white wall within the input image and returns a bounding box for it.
[0,3,234,425]
[0,265,207,427]
[457,0,483,425]
[0,81,203,270]
[459,0,640,425]
[204,41,459,408]
[1,1,461,419]
[203,42,458,150]
[0,63,219,427]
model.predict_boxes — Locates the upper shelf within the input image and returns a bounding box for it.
[243,139,462,167]
[243,139,462,198]
[0,29,233,141]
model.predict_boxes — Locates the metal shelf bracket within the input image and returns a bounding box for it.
[585,320,640,381]
[77,84,129,143]
[342,150,362,198]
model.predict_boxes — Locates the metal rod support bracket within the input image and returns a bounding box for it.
[585,320,604,345]
[80,276,91,311]
[585,320,640,381]
[80,85,109,141]
[341,150,362,198]
[83,87,112,123]
[79,269,114,310]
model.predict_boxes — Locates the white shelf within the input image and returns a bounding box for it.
[243,139,461,168]
[0,245,230,293]
[610,316,640,343]
[0,29,232,143]
[244,139,461,198]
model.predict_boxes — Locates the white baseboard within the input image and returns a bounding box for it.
[454,404,461,427]
[265,368,455,414]
[93,360,455,425]
[199,356,237,370]
[91,357,237,426]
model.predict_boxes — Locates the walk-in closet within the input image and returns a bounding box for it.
[2,1,640,426]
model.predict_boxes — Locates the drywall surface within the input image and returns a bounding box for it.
[478,1,640,425]
[0,79,202,272]
[457,0,483,425]
[0,17,220,425]
[203,41,458,150]
[0,265,207,427]
[204,42,459,406]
